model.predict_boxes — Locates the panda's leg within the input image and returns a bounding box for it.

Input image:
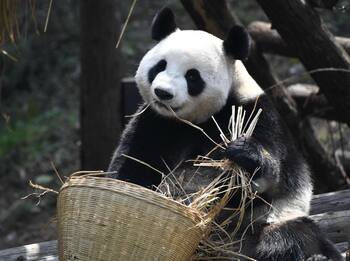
[241,223,305,261]
[241,217,343,261]
[312,237,344,261]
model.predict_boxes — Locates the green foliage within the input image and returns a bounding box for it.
[0,108,77,159]
[0,0,79,170]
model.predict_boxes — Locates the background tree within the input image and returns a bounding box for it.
[80,0,122,170]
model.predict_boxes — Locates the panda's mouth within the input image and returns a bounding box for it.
[154,101,181,112]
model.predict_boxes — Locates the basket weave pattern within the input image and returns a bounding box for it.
[57,177,205,261]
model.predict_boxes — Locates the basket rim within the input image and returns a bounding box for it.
[59,175,204,226]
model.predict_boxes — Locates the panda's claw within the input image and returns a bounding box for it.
[225,136,263,175]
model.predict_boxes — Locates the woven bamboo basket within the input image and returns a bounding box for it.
[57,175,206,261]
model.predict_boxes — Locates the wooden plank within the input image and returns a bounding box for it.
[310,210,350,243]
[0,240,57,261]
[0,240,347,260]
[311,189,350,215]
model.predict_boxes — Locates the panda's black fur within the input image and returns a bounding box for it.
[108,8,343,261]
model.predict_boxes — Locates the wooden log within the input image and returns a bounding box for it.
[255,0,350,125]
[248,21,350,58]
[1,189,350,259]
[311,189,350,215]
[248,21,290,57]
[0,240,347,260]
[0,240,58,261]
[0,215,348,260]
[287,84,348,123]
[310,210,350,243]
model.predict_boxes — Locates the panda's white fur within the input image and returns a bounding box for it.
[135,29,263,123]
[267,185,312,225]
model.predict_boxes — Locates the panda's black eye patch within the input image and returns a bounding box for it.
[148,59,167,83]
[185,69,205,96]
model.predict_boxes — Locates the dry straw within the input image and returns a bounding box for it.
[0,0,19,45]
[56,104,262,261]
[162,102,263,259]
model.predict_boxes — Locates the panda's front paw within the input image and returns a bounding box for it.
[225,136,263,176]
[225,136,277,193]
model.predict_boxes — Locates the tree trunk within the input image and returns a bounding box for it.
[248,21,350,58]
[311,189,350,215]
[255,0,350,125]
[80,1,122,170]
[287,84,347,123]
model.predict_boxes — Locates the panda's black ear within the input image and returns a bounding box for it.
[223,25,250,60]
[151,8,177,41]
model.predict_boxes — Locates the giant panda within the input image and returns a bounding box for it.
[108,8,343,261]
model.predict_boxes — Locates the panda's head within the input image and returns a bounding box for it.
[135,8,251,123]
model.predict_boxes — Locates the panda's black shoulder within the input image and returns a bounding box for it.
[212,93,278,126]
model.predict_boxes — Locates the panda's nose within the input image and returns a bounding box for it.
[154,88,174,100]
